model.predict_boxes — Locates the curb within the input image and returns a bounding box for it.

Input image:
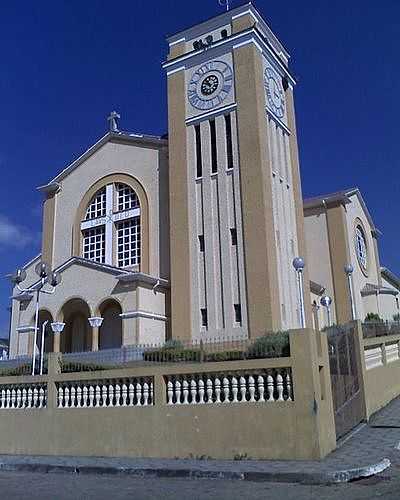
[0,458,391,485]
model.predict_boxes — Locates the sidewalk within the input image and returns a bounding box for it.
[1,397,400,485]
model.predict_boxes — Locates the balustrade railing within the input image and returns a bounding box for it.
[0,384,47,410]
[56,377,154,409]
[166,369,293,405]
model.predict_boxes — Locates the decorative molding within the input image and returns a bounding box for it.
[16,325,35,333]
[186,103,237,126]
[166,66,186,77]
[119,311,167,322]
[116,272,170,288]
[169,37,186,47]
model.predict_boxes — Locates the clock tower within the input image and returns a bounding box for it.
[163,3,312,340]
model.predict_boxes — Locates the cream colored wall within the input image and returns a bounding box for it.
[380,275,399,320]
[52,140,168,278]
[304,211,336,325]
[345,194,380,321]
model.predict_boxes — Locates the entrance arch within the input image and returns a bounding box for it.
[99,300,123,350]
[60,299,91,353]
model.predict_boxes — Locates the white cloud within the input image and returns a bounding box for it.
[0,215,36,249]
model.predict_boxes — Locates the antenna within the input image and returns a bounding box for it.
[218,0,230,12]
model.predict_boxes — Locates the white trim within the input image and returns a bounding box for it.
[169,37,186,47]
[17,325,35,333]
[186,103,237,125]
[233,38,262,53]
[163,29,296,86]
[119,311,167,322]
[266,109,292,135]
[232,9,258,23]
[105,184,114,265]
[166,66,186,77]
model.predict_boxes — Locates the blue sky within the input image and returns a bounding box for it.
[1,0,399,336]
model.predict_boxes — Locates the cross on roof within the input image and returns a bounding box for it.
[107,111,121,133]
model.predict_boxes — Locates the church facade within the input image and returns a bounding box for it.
[8,3,399,358]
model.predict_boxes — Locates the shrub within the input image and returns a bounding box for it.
[247,331,290,359]
[365,313,382,323]
[143,348,201,363]
[204,350,245,362]
[393,313,400,322]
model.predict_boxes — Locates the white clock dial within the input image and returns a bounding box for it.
[188,60,233,111]
[264,65,285,119]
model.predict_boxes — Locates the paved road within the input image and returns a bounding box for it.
[0,469,399,500]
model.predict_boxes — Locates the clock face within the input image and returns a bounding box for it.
[264,66,285,119]
[188,60,233,111]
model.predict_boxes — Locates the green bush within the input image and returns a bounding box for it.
[247,331,290,359]
[365,313,382,323]
[143,348,201,363]
[61,362,110,373]
[204,350,245,362]
[0,363,32,377]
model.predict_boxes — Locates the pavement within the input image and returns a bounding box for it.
[1,397,400,486]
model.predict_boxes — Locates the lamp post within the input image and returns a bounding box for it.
[321,295,333,327]
[10,262,62,376]
[344,264,356,320]
[293,257,306,329]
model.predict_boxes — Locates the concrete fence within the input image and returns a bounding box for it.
[0,328,336,460]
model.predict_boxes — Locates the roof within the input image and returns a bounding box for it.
[303,187,380,236]
[361,283,398,297]
[38,131,168,194]
[381,267,400,291]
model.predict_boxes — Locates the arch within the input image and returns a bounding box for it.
[73,173,149,273]
[38,309,54,354]
[98,299,123,350]
[60,298,91,353]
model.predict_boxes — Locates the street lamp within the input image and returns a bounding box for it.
[344,264,356,320]
[293,257,306,329]
[321,295,333,327]
[38,321,66,376]
[10,261,62,376]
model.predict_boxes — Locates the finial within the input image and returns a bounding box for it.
[107,111,121,133]
[218,0,230,12]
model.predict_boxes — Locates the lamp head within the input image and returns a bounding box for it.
[51,322,65,334]
[10,268,27,285]
[293,257,305,272]
[320,295,332,308]
[344,264,354,276]
[49,271,62,287]
[88,317,104,328]
[35,262,50,279]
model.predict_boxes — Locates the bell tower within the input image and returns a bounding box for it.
[164,3,312,340]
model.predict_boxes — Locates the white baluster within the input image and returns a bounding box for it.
[174,380,181,405]
[76,386,82,408]
[115,384,121,407]
[143,382,149,406]
[249,376,256,402]
[121,384,128,407]
[16,389,22,409]
[257,376,265,402]
[182,380,189,404]
[1,389,5,409]
[286,373,292,401]
[128,383,135,406]
[6,389,11,409]
[38,388,45,409]
[64,387,70,408]
[22,388,27,409]
[239,377,247,403]
[27,388,33,408]
[108,384,115,408]
[136,382,142,406]
[57,387,63,408]
[206,378,213,404]
[267,374,275,402]
[88,386,95,408]
[70,386,76,408]
[167,380,174,405]
[150,381,154,405]
[231,377,239,403]
[101,385,108,407]
[214,378,221,404]
[223,377,230,403]
[83,386,88,407]
[198,378,205,404]
[277,373,284,401]
[190,379,197,404]
[11,389,17,409]
[95,385,101,407]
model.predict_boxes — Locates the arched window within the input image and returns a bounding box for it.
[355,225,368,271]
[81,183,141,268]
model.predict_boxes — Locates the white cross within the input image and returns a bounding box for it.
[107,111,121,132]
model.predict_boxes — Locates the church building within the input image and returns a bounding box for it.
[8,3,399,358]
